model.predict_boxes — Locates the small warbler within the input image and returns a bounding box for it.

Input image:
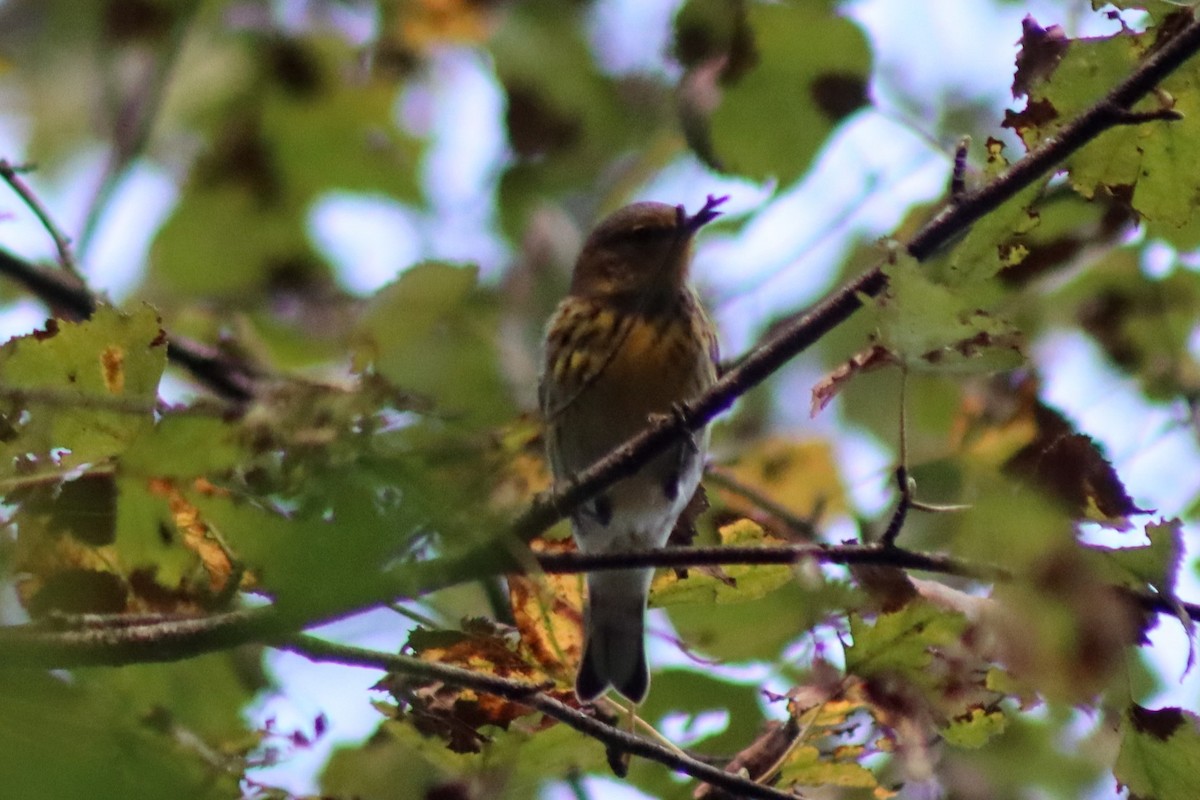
[540,197,725,703]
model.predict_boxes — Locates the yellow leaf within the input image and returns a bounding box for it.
[718,438,846,522]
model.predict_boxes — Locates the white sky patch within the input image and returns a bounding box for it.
[587,0,685,79]
[0,298,51,340]
[542,776,655,800]
[84,159,179,300]
[697,110,948,354]
[658,708,731,747]
[403,47,510,277]
[246,607,413,794]
[308,193,423,293]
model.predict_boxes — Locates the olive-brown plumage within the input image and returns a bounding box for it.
[540,197,724,702]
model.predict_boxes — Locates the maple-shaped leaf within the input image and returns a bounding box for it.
[875,255,1026,374]
[0,306,166,472]
[1003,11,1200,246]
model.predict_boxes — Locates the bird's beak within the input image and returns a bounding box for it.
[680,194,730,234]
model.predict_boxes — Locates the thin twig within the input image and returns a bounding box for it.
[284,635,799,800]
[880,369,911,547]
[950,136,971,200]
[533,541,1009,581]
[0,160,83,281]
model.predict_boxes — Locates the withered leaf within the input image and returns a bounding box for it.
[1003,398,1148,528]
[1012,16,1069,99]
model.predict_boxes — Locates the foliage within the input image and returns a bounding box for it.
[0,1,1199,799]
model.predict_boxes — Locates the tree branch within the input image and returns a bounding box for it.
[509,14,1200,545]
[284,635,799,800]
[534,541,1008,581]
[2,540,1197,669]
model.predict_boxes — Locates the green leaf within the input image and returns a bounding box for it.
[676,0,871,184]
[667,578,858,664]
[933,140,1045,285]
[0,667,245,800]
[0,305,166,471]
[942,707,1009,749]
[844,601,967,684]
[874,256,1025,374]
[355,262,513,427]
[260,38,421,203]
[322,718,476,800]
[1116,705,1200,800]
[205,471,412,615]
[1007,14,1200,247]
[120,413,247,478]
[1086,518,1182,595]
[150,185,315,296]
[776,744,879,790]
[652,519,794,605]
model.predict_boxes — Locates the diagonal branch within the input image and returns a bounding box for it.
[284,635,800,800]
[508,15,1200,545]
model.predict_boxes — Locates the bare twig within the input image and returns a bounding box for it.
[0,160,83,281]
[284,635,799,800]
[532,541,1008,581]
[950,136,971,200]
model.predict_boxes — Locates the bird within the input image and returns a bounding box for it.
[540,196,725,703]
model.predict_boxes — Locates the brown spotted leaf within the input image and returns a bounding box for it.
[383,617,574,753]
[508,537,584,681]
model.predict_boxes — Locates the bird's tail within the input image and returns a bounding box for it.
[576,568,653,703]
